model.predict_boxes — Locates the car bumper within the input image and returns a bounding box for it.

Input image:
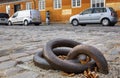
[110,17,118,23]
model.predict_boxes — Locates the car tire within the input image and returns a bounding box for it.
[67,44,109,74]
[24,20,29,26]
[101,18,110,26]
[72,19,79,26]
[8,21,12,26]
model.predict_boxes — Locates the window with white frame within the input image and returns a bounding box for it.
[26,2,32,10]
[6,5,10,15]
[91,0,105,7]
[72,0,81,7]
[39,0,45,10]
[54,0,62,9]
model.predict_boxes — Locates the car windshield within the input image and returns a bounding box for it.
[0,13,9,18]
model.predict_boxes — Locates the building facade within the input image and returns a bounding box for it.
[0,0,120,23]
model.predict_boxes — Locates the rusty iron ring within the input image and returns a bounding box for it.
[43,38,96,73]
[67,44,109,74]
[33,48,70,69]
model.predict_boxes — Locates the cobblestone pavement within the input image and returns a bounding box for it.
[0,24,120,78]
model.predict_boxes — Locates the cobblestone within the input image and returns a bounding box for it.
[0,61,16,70]
[0,67,24,77]
[0,49,12,57]
[25,48,43,55]
[8,71,39,78]
[15,55,34,63]
[9,53,29,59]
[0,55,10,63]
[0,24,120,78]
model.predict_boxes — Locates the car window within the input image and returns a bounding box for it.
[0,13,9,18]
[109,7,115,12]
[81,9,93,15]
[93,8,107,13]
[12,12,18,18]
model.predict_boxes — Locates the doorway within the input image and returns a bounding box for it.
[14,4,21,13]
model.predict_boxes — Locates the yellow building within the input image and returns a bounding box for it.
[0,0,120,23]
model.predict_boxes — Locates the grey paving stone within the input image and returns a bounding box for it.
[0,24,120,78]
[0,55,10,63]
[110,48,120,55]
[9,53,29,59]
[0,71,4,77]
[16,55,34,63]
[8,71,39,78]
[105,55,120,62]
[0,61,16,70]
[0,49,11,57]
[2,67,25,77]
[25,48,43,55]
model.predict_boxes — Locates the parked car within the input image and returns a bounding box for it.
[69,7,118,26]
[8,9,41,26]
[0,13,9,25]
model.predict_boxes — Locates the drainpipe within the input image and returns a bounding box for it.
[33,0,36,9]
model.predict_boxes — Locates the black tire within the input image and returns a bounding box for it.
[72,19,79,26]
[101,18,110,26]
[24,20,29,26]
[34,23,40,26]
[33,48,70,69]
[43,38,96,73]
[67,45,108,74]
[8,21,12,26]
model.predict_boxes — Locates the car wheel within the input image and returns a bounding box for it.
[24,20,29,26]
[72,19,79,26]
[8,21,12,26]
[101,18,110,26]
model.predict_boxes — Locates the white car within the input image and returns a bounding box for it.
[70,7,118,26]
[8,9,41,26]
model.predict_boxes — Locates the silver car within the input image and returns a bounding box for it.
[70,7,118,26]
[0,13,9,25]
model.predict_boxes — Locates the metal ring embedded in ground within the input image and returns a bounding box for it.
[33,48,70,69]
[43,38,96,73]
[33,50,51,69]
[67,44,109,74]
